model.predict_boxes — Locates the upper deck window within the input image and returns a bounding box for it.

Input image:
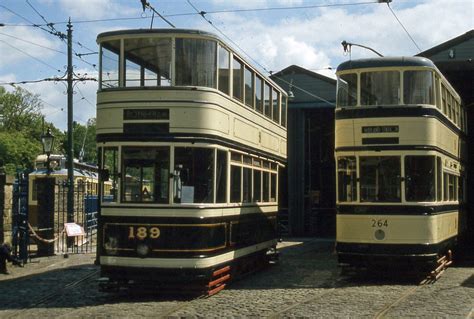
[218,46,230,94]
[337,73,357,107]
[403,70,434,105]
[101,40,120,89]
[361,71,400,106]
[175,38,216,88]
[232,58,243,101]
[264,82,272,118]
[244,67,254,108]
[255,75,263,114]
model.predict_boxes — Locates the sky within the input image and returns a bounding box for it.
[0,0,473,130]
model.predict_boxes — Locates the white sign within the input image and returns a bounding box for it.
[65,223,85,237]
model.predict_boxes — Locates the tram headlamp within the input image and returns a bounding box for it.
[136,243,150,258]
[104,236,119,255]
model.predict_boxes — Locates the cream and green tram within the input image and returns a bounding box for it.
[96,29,287,291]
[335,57,467,268]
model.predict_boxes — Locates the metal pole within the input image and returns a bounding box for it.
[67,19,74,229]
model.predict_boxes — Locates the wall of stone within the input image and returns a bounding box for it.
[0,174,14,245]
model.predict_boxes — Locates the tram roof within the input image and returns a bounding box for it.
[97,28,219,41]
[336,56,437,72]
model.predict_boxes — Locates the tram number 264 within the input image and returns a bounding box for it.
[371,219,388,228]
[128,226,161,240]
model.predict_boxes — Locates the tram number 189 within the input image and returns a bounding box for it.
[128,226,161,240]
[371,219,388,228]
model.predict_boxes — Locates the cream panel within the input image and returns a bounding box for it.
[336,211,458,244]
[234,118,259,146]
[170,106,230,135]
[100,239,277,268]
[96,107,123,134]
[280,140,287,156]
[261,131,279,152]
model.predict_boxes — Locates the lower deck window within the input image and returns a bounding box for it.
[405,156,435,202]
[360,156,400,202]
[122,147,169,203]
[337,157,357,202]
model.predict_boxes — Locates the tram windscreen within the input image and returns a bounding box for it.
[403,71,434,105]
[360,156,400,202]
[175,38,216,88]
[174,147,214,204]
[337,73,357,107]
[337,157,357,202]
[361,71,400,106]
[101,40,120,88]
[405,156,435,202]
[121,147,170,203]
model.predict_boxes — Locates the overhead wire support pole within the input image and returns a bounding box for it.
[66,18,75,239]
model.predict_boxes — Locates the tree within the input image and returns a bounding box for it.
[0,86,59,174]
[60,119,97,164]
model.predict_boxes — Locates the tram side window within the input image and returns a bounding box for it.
[243,167,252,203]
[281,97,287,127]
[216,150,227,203]
[264,82,272,118]
[337,157,357,202]
[233,58,243,101]
[404,71,434,105]
[218,46,230,95]
[405,156,435,202]
[361,71,400,106]
[244,67,254,108]
[102,147,119,202]
[101,40,120,89]
[270,173,277,202]
[437,157,442,201]
[174,147,214,204]
[255,75,263,113]
[360,156,400,202]
[122,147,169,203]
[123,38,172,87]
[175,38,217,88]
[230,166,242,202]
[337,73,357,107]
[253,170,261,202]
[272,89,280,123]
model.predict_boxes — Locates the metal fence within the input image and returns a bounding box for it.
[12,175,99,260]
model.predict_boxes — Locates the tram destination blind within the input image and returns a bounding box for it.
[362,126,399,134]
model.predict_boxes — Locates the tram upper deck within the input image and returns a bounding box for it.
[335,57,466,158]
[96,29,287,160]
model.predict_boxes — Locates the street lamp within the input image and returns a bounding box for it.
[41,128,55,175]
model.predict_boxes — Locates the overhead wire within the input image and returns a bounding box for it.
[0,40,62,73]
[385,2,422,52]
[186,0,335,105]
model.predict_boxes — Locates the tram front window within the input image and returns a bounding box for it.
[175,38,217,88]
[361,71,400,106]
[337,73,357,107]
[174,147,214,204]
[122,147,169,203]
[337,157,357,202]
[404,71,434,105]
[101,40,120,89]
[360,156,400,202]
[405,156,435,202]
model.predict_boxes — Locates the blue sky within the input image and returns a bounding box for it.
[0,0,472,130]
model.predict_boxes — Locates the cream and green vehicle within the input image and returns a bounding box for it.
[335,57,466,269]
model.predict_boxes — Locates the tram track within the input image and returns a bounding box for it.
[8,268,100,318]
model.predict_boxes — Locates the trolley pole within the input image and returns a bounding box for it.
[66,19,75,233]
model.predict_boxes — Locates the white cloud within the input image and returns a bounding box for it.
[58,0,140,20]
[0,27,63,70]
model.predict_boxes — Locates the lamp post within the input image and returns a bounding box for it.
[41,128,55,175]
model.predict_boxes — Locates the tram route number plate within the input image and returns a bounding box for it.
[362,126,399,134]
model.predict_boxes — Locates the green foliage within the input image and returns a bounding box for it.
[0,86,97,172]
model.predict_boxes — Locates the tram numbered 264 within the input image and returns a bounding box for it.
[335,57,467,269]
[96,29,287,294]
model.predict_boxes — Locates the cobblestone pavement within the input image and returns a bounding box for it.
[0,239,472,318]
